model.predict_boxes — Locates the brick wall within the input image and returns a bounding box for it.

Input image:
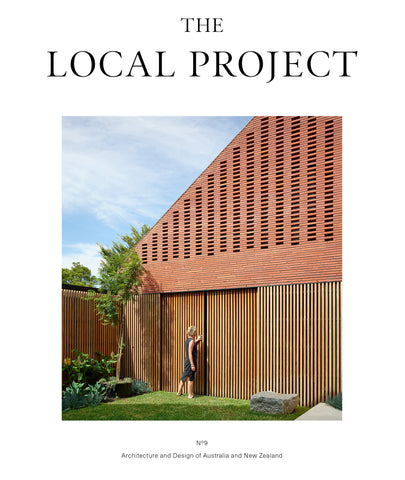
[136,116,342,293]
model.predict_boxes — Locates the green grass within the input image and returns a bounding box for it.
[62,391,309,421]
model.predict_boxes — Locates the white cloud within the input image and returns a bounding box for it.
[62,243,101,277]
[62,116,250,228]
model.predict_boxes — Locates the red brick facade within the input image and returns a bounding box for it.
[136,116,342,293]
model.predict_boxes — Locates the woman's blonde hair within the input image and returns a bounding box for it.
[187,326,197,336]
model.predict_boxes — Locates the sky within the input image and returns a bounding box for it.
[62,116,252,276]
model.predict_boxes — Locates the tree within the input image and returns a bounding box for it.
[117,224,151,249]
[85,225,150,380]
[62,262,98,287]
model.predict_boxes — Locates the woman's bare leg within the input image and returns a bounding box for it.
[177,380,185,395]
[188,380,194,398]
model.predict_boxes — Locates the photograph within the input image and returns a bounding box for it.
[62,116,342,422]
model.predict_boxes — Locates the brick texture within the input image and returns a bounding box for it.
[136,116,342,293]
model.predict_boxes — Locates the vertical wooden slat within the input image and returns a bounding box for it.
[309,283,313,406]
[255,281,341,407]
[121,294,161,390]
[160,292,204,394]
[62,289,116,364]
[256,288,261,393]
[206,288,256,400]
[336,282,340,396]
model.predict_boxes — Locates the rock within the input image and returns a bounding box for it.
[250,391,299,414]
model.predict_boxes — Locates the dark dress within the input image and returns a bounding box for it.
[180,337,197,381]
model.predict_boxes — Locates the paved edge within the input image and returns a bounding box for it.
[295,402,342,421]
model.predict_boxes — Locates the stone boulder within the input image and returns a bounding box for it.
[250,391,299,414]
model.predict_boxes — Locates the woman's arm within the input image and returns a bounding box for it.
[188,340,195,370]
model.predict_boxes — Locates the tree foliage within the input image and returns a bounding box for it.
[85,225,150,379]
[62,262,98,287]
[97,226,150,300]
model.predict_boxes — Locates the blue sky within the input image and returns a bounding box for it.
[62,116,251,276]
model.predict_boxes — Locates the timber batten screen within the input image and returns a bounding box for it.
[62,289,161,391]
[62,288,116,362]
[122,294,161,391]
[161,292,205,395]
[62,281,341,406]
[256,282,341,406]
[206,288,257,399]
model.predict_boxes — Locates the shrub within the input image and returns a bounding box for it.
[62,381,87,411]
[95,377,152,401]
[62,350,119,386]
[84,382,106,406]
[93,351,119,378]
[98,378,118,402]
[62,381,106,412]
[131,379,152,396]
[63,351,94,384]
[326,392,342,410]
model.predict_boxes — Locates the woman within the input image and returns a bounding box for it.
[177,326,202,399]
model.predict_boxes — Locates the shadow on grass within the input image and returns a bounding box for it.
[62,391,309,421]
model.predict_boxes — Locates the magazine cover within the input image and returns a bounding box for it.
[2,1,404,478]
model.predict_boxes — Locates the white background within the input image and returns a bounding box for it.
[1,1,404,478]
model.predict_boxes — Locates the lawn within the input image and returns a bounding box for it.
[62,391,309,421]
